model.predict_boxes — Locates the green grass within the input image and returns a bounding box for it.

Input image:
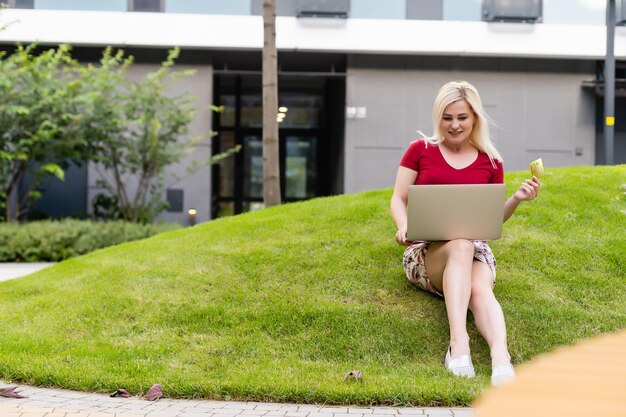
[0,165,624,406]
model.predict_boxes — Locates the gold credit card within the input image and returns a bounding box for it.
[530,158,544,178]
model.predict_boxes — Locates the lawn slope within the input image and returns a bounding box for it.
[0,166,624,406]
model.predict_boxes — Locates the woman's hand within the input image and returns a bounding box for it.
[395,227,412,246]
[504,176,541,222]
[391,166,418,247]
[513,176,541,202]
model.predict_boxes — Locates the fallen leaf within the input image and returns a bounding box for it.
[0,386,28,398]
[342,370,362,382]
[144,383,163,401]
[110,388,132,398]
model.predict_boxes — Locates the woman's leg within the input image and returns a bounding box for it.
[468,260,511,366]
[425,239,475,358]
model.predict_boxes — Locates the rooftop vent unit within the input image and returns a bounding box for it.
[129,0,163,13]
[296,0,349,18]
[618,0,626,25]
[482,0,542,23]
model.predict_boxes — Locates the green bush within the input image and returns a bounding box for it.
[0,220,180,262]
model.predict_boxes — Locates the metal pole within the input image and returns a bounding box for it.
[605,0,616,165]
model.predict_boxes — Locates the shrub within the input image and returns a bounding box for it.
[0,220,180,262]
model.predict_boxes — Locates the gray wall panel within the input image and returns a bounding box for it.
[351,148,404,193]
[160,64,213,225]
[344,61,595,193]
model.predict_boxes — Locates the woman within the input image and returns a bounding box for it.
[390,81,540,386]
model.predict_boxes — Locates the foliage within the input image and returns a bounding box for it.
[0,219,180,262]
[0,166,623,405]
[0,44,239,223]
[91,193,122,221]
[77,48,194,223]
[0,44,88,221]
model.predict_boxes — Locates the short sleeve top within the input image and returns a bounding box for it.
[399,139,504,185]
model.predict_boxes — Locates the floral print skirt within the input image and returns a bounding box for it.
[402,240,496,297]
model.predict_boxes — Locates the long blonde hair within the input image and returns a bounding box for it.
[423,81,502,165]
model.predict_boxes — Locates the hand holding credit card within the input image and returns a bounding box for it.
[530,158,544,178]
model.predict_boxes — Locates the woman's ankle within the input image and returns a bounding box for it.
[449,338,471,358]
[490,347,511,367]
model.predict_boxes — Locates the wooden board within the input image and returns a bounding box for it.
[474,329,626,417]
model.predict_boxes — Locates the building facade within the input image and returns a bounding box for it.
[1,0,624,223]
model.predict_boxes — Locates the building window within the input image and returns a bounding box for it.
[351,0,405,19]
[166,189,184,212]
[406,0,442,20]
[250,0,296,16]
[34,0,126,12]
[128,0,163,12]
[252,0,350,18]
[0,0,34,8]
[167,0,250,15]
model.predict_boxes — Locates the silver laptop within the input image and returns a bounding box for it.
[406,184,506,241]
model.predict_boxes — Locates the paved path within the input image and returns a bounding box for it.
[0,264,475,417]
[0,383,475,417]
[0,262,55,282]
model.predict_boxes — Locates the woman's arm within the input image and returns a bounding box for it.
[390,166,418,245]
[503,176,541,222]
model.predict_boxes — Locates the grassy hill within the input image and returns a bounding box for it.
[0,165,624,406]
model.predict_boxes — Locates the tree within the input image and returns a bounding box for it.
[0,44,89,222]
[0,44,238,223]
[81,48,200,223]
[262,0,281,207]
[81,48,240,223]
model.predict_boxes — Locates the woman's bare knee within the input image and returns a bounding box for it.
[446,239,475,261]
[425,240,475,289]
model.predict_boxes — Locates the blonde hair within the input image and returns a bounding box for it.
[423,81,502,165]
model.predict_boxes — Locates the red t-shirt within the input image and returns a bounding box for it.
[399,139,504,185]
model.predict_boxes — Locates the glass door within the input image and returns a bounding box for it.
[284,135,317,201]
[242,134,264,212]
[239,133,319,210]
[212,74,329,218]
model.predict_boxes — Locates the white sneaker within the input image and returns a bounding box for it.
[444,346,476,378]
[491,364,516,386]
